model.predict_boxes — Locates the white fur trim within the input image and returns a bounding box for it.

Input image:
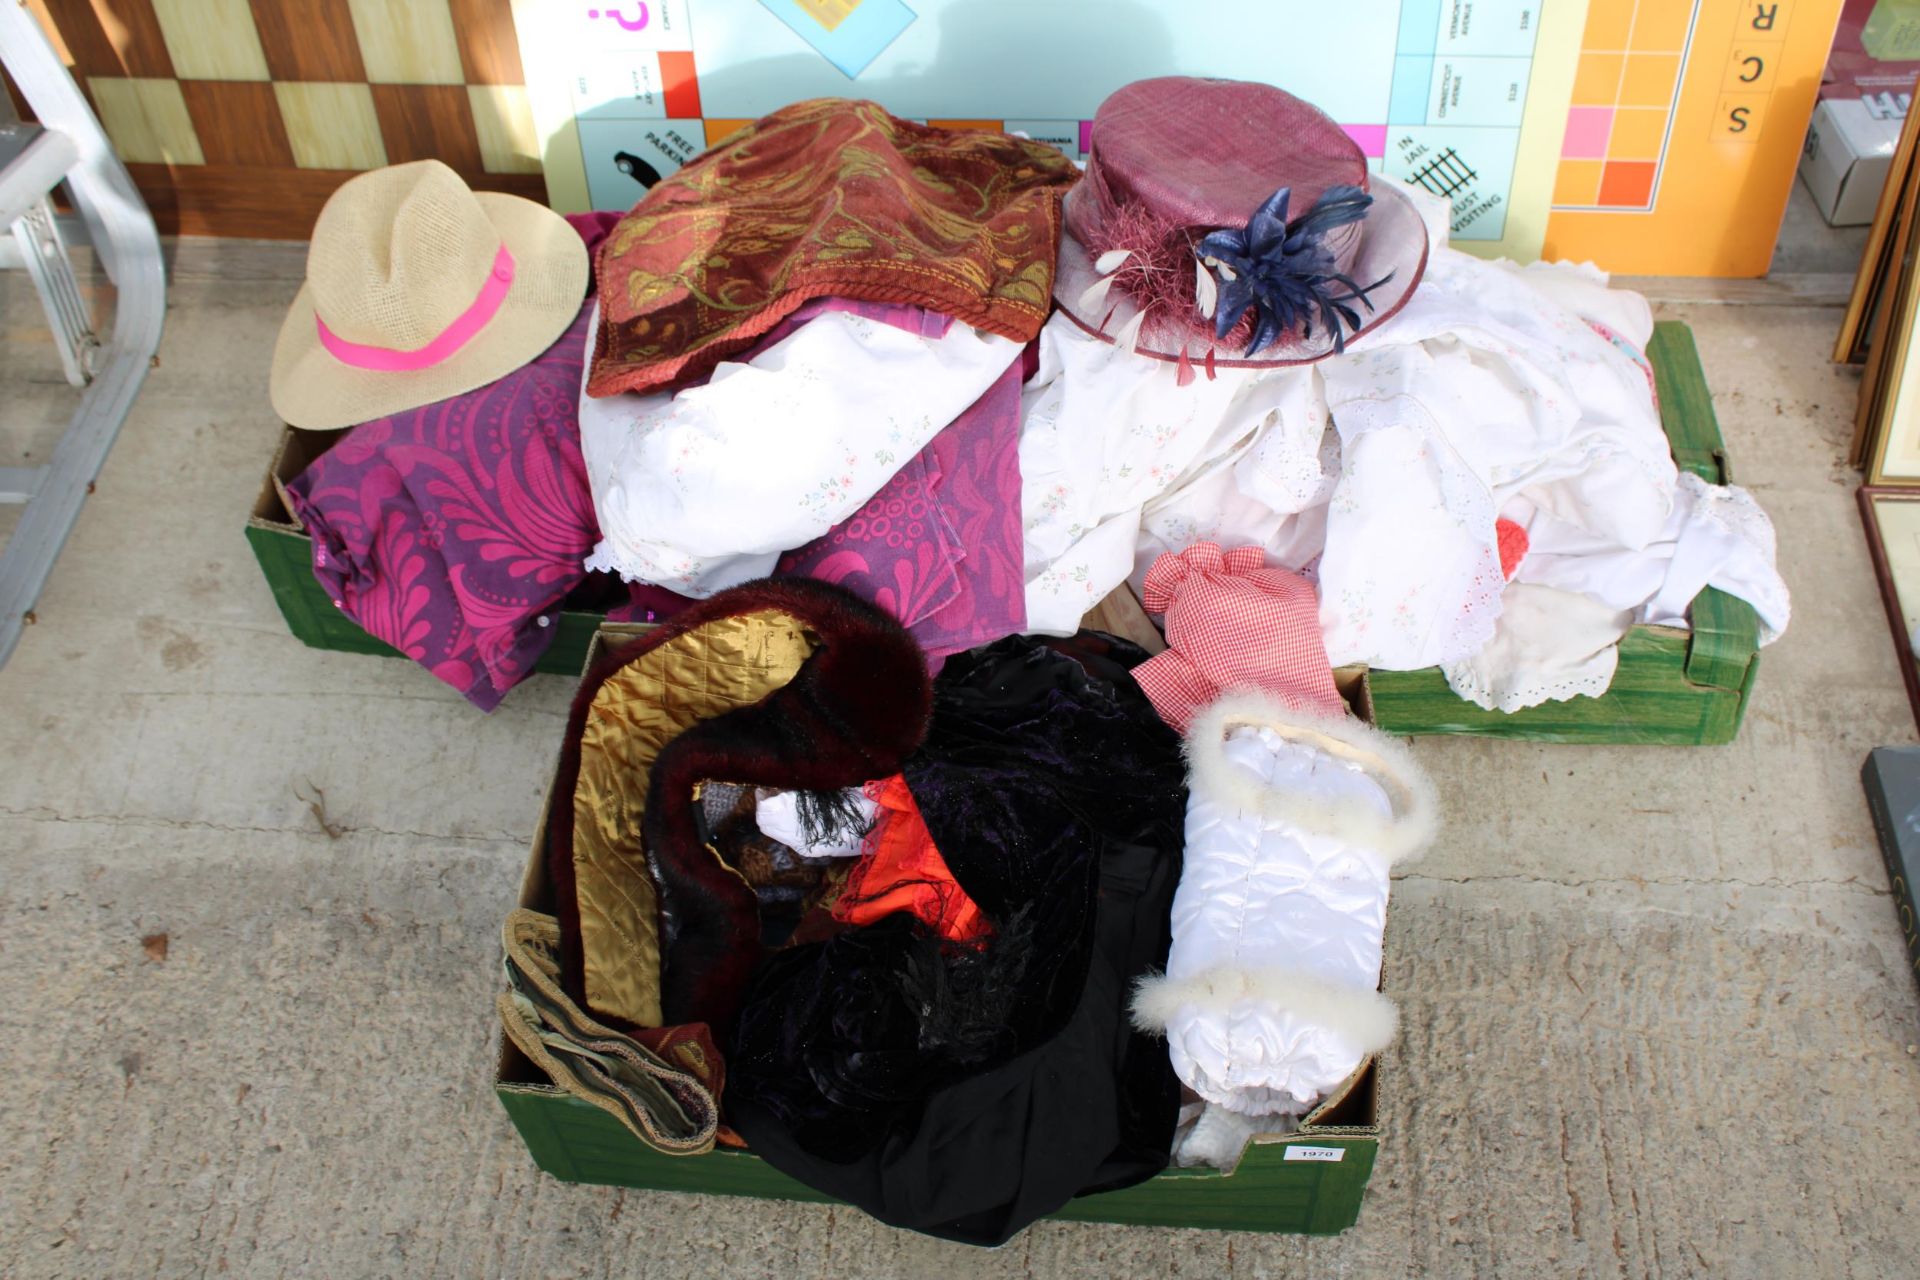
[1183,690,1440,865]
[1131,966,1399,1052]
[1175,1104,1264,1171]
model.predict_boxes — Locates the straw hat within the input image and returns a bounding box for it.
[1053,78,1429,371]
[271,161,588,430]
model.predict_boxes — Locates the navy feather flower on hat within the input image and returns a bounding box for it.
[1197,184,1393,356]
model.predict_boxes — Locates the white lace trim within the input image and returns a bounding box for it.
[1440,650,1620,713]
[580,537,767,599]
[582,540,629,581]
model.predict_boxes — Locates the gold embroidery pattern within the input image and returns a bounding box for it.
[589,98,1078,397]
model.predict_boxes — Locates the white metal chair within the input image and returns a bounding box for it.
[0,3,165,667]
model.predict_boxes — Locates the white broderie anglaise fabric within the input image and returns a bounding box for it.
[1441,581,1634,713]
[1017,178,1684,673]
[578,304,1020,596]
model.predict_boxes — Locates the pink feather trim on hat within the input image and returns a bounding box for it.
[1082,204,1253,360]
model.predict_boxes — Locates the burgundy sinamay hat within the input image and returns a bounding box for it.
[1054,77,1429,373]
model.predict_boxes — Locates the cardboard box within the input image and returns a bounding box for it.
[246,323,1763,744]
[1806,0,1920,227]
[1801,94,1909,225]
[493,625,1386,1235]
[244,427,613,674]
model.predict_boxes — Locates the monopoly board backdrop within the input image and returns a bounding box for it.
[512,0,1589,262]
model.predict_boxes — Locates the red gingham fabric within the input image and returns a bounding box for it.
[1130,542,1345,733]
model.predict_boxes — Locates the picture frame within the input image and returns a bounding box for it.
[1838,85,1920,369]
[1854,129,1920,471]
[1863,254,1920,481]
[1843,77,1920,470]
[1856,134,1920,483]
[1858,486,1920,729]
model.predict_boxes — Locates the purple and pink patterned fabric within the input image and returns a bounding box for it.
[773,335,1028,663]
[284,214,615,710]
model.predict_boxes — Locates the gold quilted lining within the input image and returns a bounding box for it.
[573,610,817,1026]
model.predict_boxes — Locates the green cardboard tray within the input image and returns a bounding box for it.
[1364,322,1761,744]
[495,1065,1380,1235]
[245,321,1760,744]
[492,639,1384,1237]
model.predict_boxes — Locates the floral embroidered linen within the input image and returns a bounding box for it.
[1503,473,1791,642]
[285,213,615,711]
[601,360,1035,668]
[581,296,1028,660]
[1017,319,1314,633]
[1307,189,1674,670]
[587,97,1077,398]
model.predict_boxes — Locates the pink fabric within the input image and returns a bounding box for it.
[1130,542,1345,733]
[1053,77,1428,369]
[1069,78,1369,276]
[294,258,1025,704]
[316,244,515,371]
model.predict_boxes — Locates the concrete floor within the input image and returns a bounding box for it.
[2,186,1918,1278]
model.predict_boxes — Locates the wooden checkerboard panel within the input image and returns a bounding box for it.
[13,0,545,237]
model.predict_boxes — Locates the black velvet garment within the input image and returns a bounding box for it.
[725,632,1187,1246]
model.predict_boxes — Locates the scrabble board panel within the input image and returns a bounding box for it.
[1541,0,1844,273]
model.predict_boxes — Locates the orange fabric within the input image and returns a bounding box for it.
[832,775,989,944]
[1496,517,1530,580]
[588,98,1079,398]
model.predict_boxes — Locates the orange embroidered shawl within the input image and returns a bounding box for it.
[587,98,1079,398]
